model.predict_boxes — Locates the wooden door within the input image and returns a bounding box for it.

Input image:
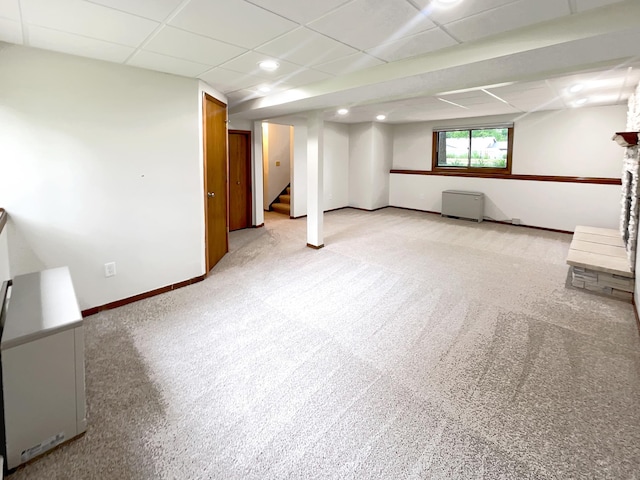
[203,93,228,273]
[228,130,252,231]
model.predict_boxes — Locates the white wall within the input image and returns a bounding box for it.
[228,117,253,131]
[292,122,308,218]
[348,122,392,210]
[513,106,625,176]
[349,123,374,209]
[323,122,350,211]
[0,45,221,309]
[390,174,620,231]
[372,123,394,209]
[263,123,292,209]
[392,105,626,177]
[390,105,627,231]
[270,118,349,218]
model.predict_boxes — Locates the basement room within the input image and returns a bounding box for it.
[1,0,639,478]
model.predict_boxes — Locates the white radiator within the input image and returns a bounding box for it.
[442,190,484,222]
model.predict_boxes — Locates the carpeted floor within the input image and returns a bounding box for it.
[8,208,640,479]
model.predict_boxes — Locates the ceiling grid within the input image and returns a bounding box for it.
[0,0,636,122]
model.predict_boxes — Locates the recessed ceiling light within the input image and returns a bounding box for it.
[376,114,386,121]
[574,98,588,106]
[258,85,271,93]
[337,108,349,115]
[569,83,584,94]
[258,60,279,72]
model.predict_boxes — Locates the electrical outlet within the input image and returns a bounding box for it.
[104,262,116,277]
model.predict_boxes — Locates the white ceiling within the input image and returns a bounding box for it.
[0,0,638,123]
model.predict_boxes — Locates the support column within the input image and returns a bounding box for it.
[307,112,324,249]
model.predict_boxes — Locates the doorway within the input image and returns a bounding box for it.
[202,93,228,273]
[262,122,294,217]
[228,130,252,231]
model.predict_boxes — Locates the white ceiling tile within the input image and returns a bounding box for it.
[494,87,554,101]
[86,0,184,22]
[128,50,211,77]
[415,0,518,25]
[219,50,302,78]
[144,26,246,67]
[28,25,134,62]
[313,52,385,75]
[256,27,357,67]
[488,80,548,93]
[21,0,159,47]
[391,96,443,107]
[439,92,503,106]
[308,0,436,51]
[198,67,272,92]
[509,98,567,111]
[575,0,626,12]
[0,17,21,44]
[445,0,571,43]
[0,0,20,21]
[275,68,332,88]
[245,0,351,25]
[169,0,297,49]
[366,28,457,62]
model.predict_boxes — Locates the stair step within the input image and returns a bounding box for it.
[286,187,290,195]
[279,194,290,204]
[272,203,290,215]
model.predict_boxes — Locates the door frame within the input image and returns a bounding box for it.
[202,92,229,274]
[228,129,253,231]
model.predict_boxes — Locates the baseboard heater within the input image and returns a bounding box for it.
[441,190,484,222]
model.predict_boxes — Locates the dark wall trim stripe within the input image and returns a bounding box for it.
[390,170,621,185]
[81,274,206,318]
[387,206,573,235]
[482,218,572,235]
[348,206,388,212]
[0,209,7,235]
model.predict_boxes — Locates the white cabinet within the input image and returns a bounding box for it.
[0,267,86,471]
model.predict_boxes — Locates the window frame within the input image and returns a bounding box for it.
[431,126,514,175]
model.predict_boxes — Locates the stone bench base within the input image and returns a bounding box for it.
[567,226,634,301]
[571,266,634,300]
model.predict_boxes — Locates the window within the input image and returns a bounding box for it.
[432,126,513,174]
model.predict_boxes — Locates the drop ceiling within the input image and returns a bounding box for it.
[0,0,638,123]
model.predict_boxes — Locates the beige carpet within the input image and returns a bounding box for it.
[8,208,640,479]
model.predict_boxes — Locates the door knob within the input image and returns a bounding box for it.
[207,192,215,197]
[236,181,240,185]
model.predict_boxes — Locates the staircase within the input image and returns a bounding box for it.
[271,186,290,216]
